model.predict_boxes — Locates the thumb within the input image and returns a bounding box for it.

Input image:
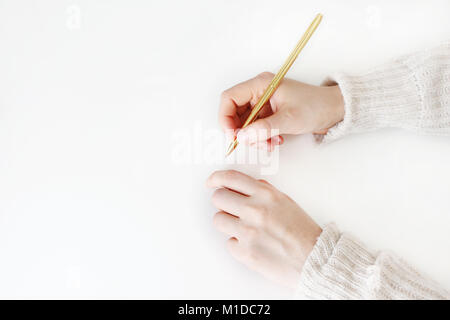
[237,113,284,144]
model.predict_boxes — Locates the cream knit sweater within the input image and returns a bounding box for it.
[297,41,450,300]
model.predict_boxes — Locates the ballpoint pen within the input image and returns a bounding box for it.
[226,13,323,157]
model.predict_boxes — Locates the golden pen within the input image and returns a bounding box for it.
[225,13,323,157]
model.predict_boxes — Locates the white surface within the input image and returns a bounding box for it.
[0,0,450,299]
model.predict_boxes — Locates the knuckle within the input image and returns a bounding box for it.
[259,205,269,219]
[284,108,297,120]
[255,206,270,225]
[259,186,273,199]
[243,203,259,215]
[242,226,258,242]
[257,71,274,80]
[257,181,280,201]
[220,89,230,100]
[264,188,279,202]
[245,203,269,224]
[222,169,239,181]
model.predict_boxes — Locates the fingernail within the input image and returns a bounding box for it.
[274,136,283,145]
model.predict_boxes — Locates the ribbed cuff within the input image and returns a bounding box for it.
[320,59,423,143]
[295,223,378,299]
[295,223,450,300]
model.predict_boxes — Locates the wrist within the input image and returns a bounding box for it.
[288,224,322,289]
[324,85,345,130]
[310,85,345,135]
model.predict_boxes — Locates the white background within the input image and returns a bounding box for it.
[1,0,450,299]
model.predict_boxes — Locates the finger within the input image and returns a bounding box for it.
[267,135,284,151]
[314,128,329,135]
[237,108,252,128]
[249,135,283,152]
[213,211,241,238]
[206,170,261,196]
[219,78,258,134]
[211,188,249,217]
[258,179,272,186]
[272,135,284,145]
[226,237,248,262]
[250,140,270,151]
[237,112,285,144]
[221,117,238,141]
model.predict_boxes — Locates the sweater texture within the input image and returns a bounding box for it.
[298,41,450,300]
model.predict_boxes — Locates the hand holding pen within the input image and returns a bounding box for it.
[220,14,344,154]
[219,73,344,151]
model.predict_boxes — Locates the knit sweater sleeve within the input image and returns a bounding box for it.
[295,223,450,299]
[321,41,450,143]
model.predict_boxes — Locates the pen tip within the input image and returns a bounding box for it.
[225,139,238,157]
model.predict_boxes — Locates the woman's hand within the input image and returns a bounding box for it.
[219,72,344,151]
[206,170,322,288]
